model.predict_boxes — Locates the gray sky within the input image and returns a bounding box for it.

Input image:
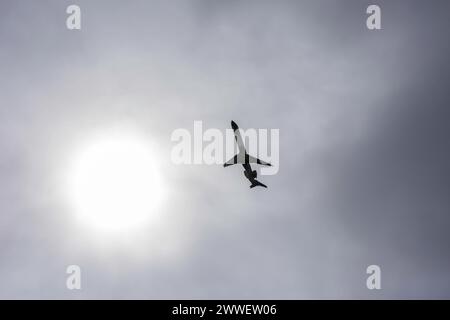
[1,0,450,299]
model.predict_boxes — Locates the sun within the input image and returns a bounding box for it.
[67,134,165,232]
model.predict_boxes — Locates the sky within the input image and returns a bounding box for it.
[1,0,450,299]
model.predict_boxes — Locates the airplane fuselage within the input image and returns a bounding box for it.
[242,163,256,183]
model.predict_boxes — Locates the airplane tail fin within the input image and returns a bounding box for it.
[250,180,268,188]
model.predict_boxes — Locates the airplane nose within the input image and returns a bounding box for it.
[231,120,238,130]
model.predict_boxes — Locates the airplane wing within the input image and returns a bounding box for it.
[223,155,238,167]
[224,153,271,167]
[246,154,271,166]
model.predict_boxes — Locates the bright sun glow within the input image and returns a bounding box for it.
[68,134,164,232]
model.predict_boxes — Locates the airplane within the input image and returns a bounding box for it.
[223,120,271,188]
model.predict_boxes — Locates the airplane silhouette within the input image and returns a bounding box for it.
[223,120,271,188]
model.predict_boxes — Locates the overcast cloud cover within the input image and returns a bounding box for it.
[1,0,450,298]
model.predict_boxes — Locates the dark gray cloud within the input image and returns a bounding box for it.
[1,0,450,298]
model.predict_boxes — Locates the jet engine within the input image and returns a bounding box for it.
[244,170,257,179]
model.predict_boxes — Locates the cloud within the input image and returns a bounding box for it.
[1,0,450,298]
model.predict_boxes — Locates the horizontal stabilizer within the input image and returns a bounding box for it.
[250,180,268,188]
